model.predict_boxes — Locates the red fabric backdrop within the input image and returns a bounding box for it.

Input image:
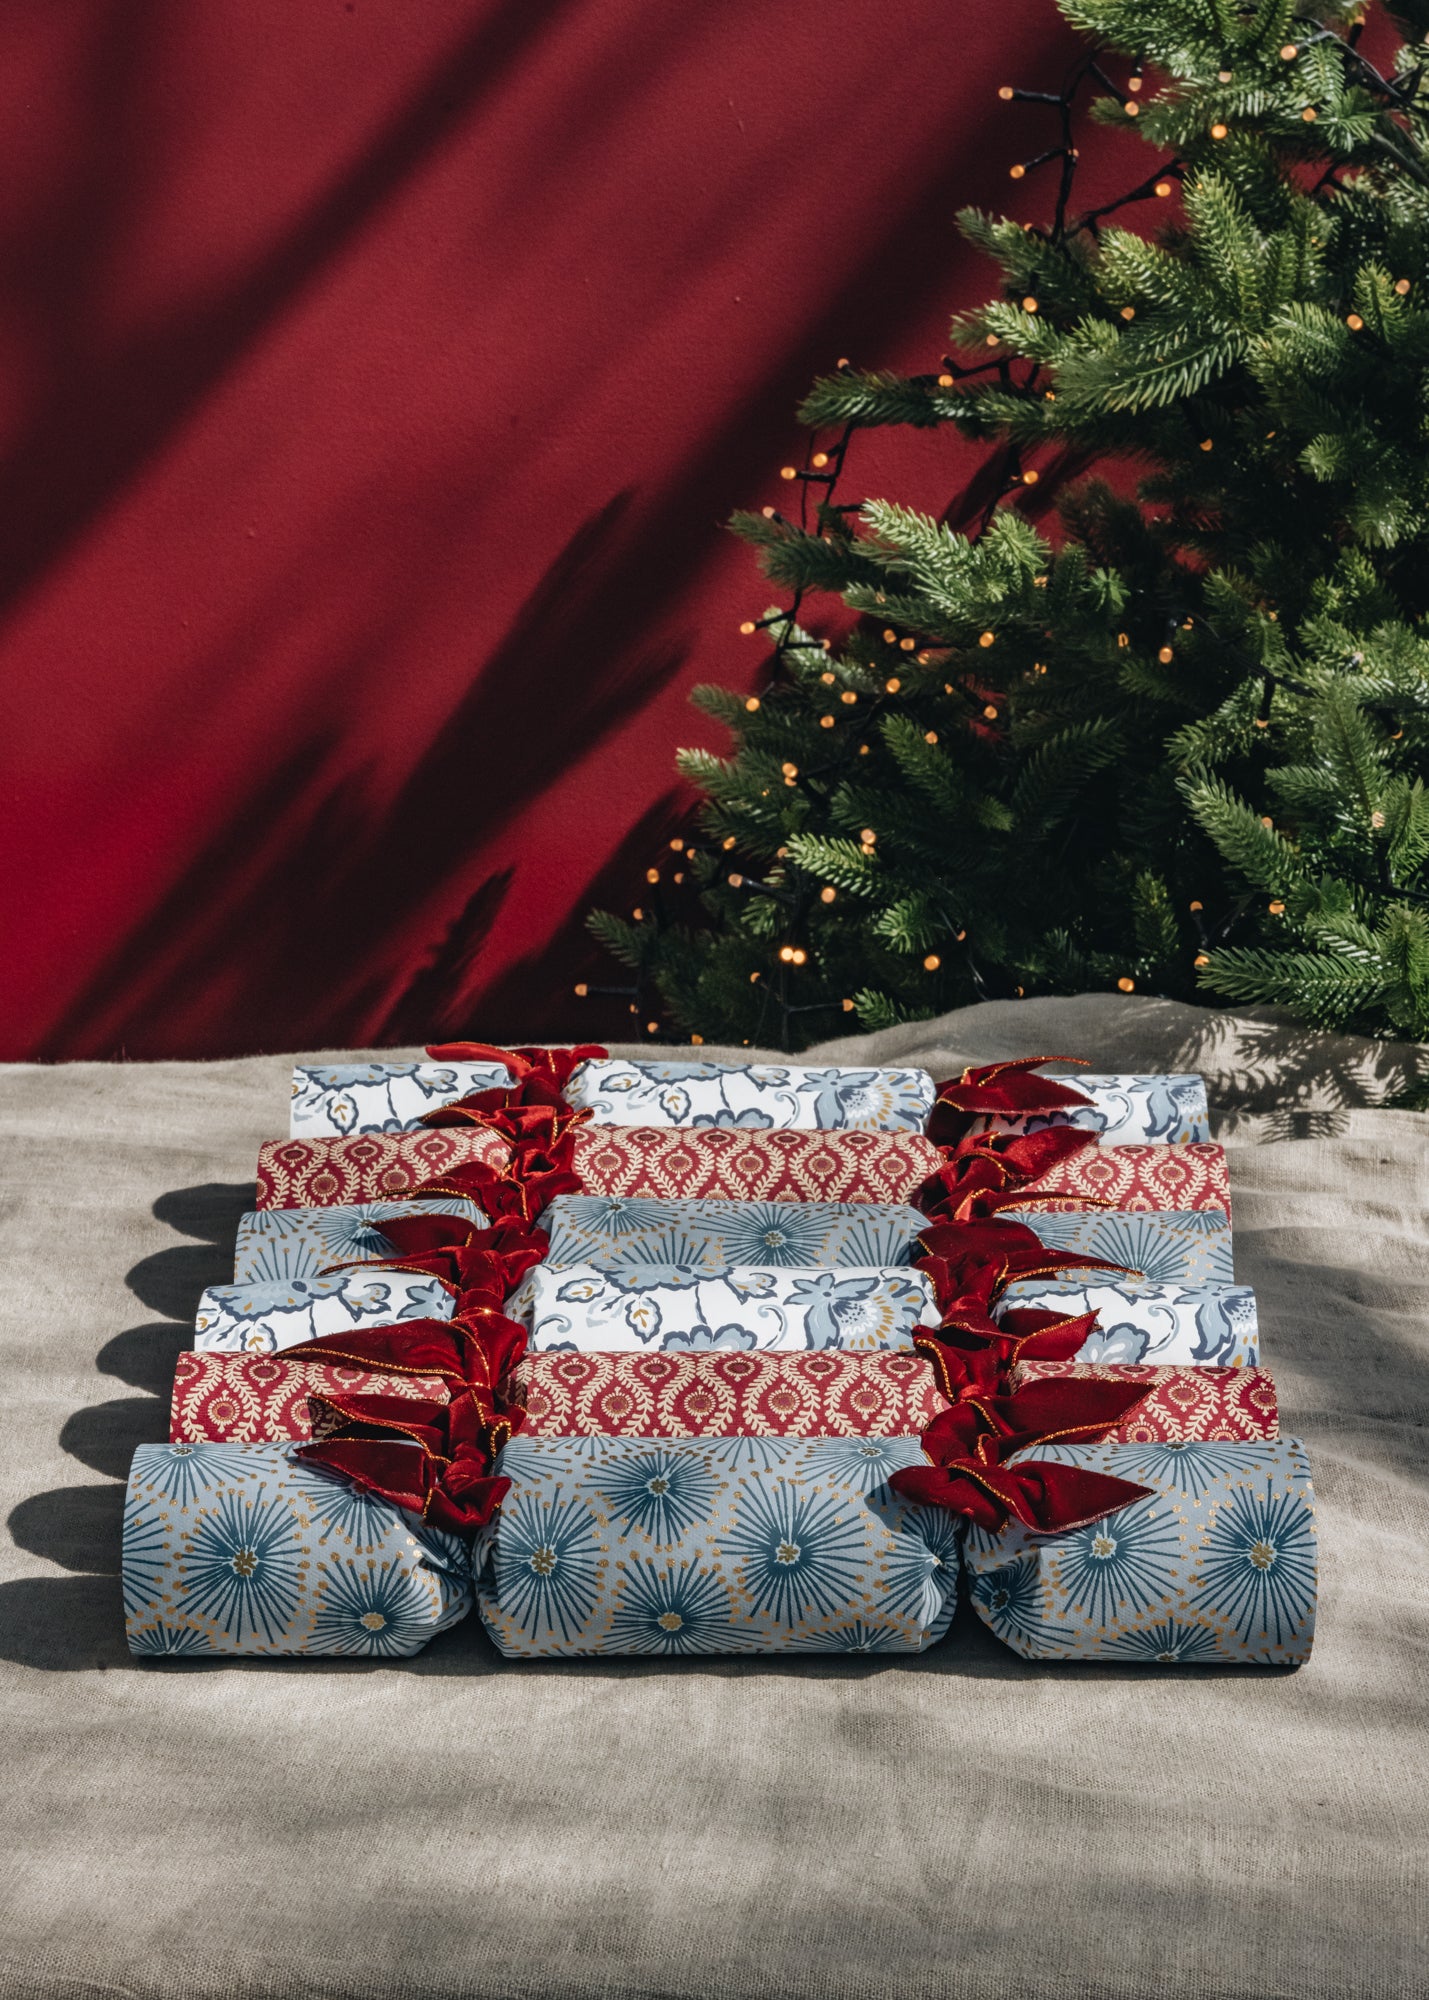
[0,0,1136,1059]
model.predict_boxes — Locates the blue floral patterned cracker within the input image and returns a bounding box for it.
[541,1196,930,1272]
[290,1057,936,1137]
[970,1073,1210,1144]
[513,1263,938,1354]
[124,1443,472,1657]
[194,1271,454,1355]
[998,1280,1259,1367]
[290,1060,512,1137]
[963,1438,1315,1665]
[1017,1208,1234,1285]
[566,1059,936,1133]
[475,1434,959,1656]
[232,1198,484,1284]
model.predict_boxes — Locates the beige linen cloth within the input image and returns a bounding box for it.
[2,994,1427,2000]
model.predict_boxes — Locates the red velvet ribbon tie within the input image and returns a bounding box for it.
[294,1315,530,1534]
[422,1041,606,1104]
[889,1377,1154,1533]
[916,1123,1098,1224]
[329,1213,547,1300]
[928,1056,1093,1147]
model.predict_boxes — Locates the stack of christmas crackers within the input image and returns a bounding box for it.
[124,1043,1316,1664]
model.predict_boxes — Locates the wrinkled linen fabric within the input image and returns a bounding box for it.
[997,1279,1260,1367]
[233,1196,483,1283]
[475,1434,959,1658]
[123,1443,472,1657]
[514,1263,937,1354]
[3,993,1427,2000]
[962,1438,1316,1667]
[193,1270,454,1355]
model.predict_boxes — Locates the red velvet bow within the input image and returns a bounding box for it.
[915,1124,1096,1224]
[889,1375,1154,1533]
[412,1150,582,1224]
[930,1056,1091,1120]
[915,1214,1133,1300]
[296,1314,527,1400]
[891,1444,1153,1535]
[423,1041,606,1101]
[294,1311,530,1533]
[914,1305,1102,1398]
[331,1213,547,1301]
[297,1387,514,1534]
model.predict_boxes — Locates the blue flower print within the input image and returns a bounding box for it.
[1103,1619,1224,1665]
[340,1275,450,1324]
[128,1621,213,1659]
[690,1107,775,1130]
[786,1271,921,1352]
[606,1559,743,1654]
[724,1483,867,1627]
[1051,1500,1184,1629]
[806,1620,906,1653]
[593,1448,717,1543]
[1192,1289,1258,1365]
[814,1435,918,1495]
[493,1488,603,1646]
[718,1203,843,1267]
[665,1322,759,1353]
[1190,1479,1317,1647]
[969,1558,1068,1655]
[555,1274,606,1304]
[623,1293,663,1344]
[301,1462,408,1551]
[552,1196,671,1238]
[177,1490,303,1648]
[721,1269,779,1299]
[1072,1320,1151,1365]
[607,1262,704,1294]
[654,1084,693,1124]
[308,1558,439,1656]
[1112,1442,1232,1501]
[137,1442,227,1507]
[122,1492,172,1622]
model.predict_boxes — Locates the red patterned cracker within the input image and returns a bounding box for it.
[1012,1361,1277,1441]
[1010,1140,1229,1215]
[568,1124,945,1203]
[256,1128,505,1208]
[510,1348,948,1438]
[168,1350,450,1443]
[256,1125,1229,1214]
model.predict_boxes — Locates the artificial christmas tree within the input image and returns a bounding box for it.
[590,0,1429,1054]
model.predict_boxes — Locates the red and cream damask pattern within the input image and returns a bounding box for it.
[168,1350,450,1444]
[510,1347,948,1438]
[1012,1361,1278,1442]
[257,1125,1230,1213]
